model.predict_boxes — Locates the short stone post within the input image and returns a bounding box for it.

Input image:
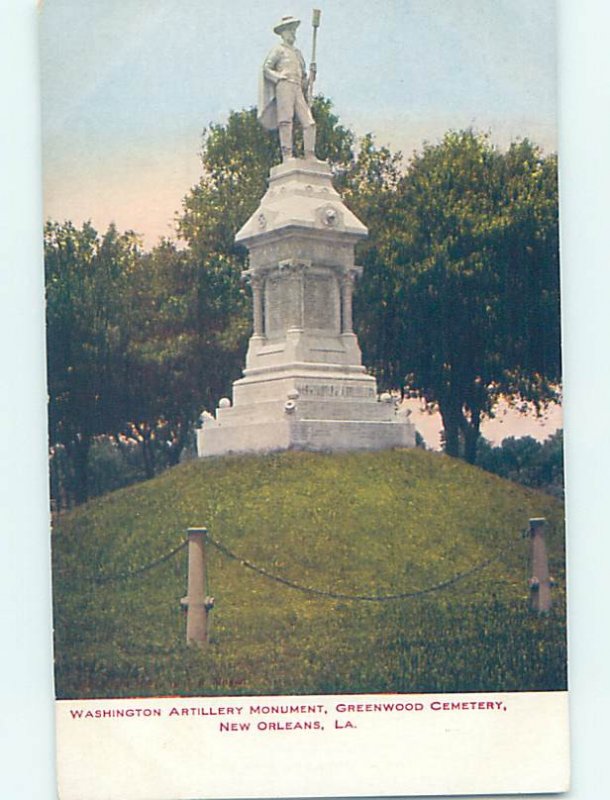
[528,517,552,613]
[181,527,215,647]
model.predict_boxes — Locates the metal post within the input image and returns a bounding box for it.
[181,527,214,647]
[528,517,552,613]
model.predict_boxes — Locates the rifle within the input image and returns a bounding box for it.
[307,9,321,105]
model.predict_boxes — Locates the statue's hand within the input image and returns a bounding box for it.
[264,67,284,85]
[309,62,317,82]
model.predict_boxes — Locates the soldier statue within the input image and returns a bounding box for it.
[258,15,318,162]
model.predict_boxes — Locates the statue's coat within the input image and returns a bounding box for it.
[258,70,277,131]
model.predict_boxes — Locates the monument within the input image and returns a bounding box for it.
[197,13,415,457]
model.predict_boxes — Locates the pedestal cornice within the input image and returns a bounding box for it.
[236,157,367,247]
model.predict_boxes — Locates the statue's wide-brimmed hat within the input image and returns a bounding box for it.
[273,15,301,34]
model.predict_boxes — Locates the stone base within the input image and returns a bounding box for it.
[197,156,417,459]
[196,372,416,457]
[197,417,415,457]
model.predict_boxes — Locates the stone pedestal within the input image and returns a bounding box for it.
[197,157,415,457]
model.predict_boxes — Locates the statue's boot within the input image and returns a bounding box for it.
[279,122,293,161]
[303,123,316,160]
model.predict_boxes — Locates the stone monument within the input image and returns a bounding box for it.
[197,13,415,457]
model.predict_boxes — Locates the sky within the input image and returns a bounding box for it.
[40,0,558,248]
[405,396,563,450]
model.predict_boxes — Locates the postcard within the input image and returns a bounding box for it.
[41,1,568,798]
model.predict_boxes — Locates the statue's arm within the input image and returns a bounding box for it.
[263,46,283,84]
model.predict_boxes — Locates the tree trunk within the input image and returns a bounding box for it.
[461,408,481,465]
[67,434,91,505]
[439,402,462,459]
[166,430,186,466]
[140,432,156,479]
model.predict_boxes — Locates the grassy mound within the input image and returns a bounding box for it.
[52,449,566,698]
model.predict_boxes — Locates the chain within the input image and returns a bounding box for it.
[95,539,188,585]
[206,532,522,603]
[81,526,524,598]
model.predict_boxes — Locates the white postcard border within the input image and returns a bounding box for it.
[56,691,569,800]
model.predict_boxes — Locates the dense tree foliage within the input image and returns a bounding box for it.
[351,131,560,462]
[45,226,244,501]
[476,430,564,497]
[45,221,141,504]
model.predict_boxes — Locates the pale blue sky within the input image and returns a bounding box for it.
[40,0,558,246]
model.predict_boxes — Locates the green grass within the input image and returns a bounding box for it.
[52,449,567,698]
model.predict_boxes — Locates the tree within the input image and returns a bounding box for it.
[45,221,142,504]
[113,239,250,476]
[344,134,407,388]
[476,430,564,497]
[351,131,561,463]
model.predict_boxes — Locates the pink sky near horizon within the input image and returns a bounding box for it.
[43,136,197,247]
[43,114,559,251]
[404,398,562,451]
